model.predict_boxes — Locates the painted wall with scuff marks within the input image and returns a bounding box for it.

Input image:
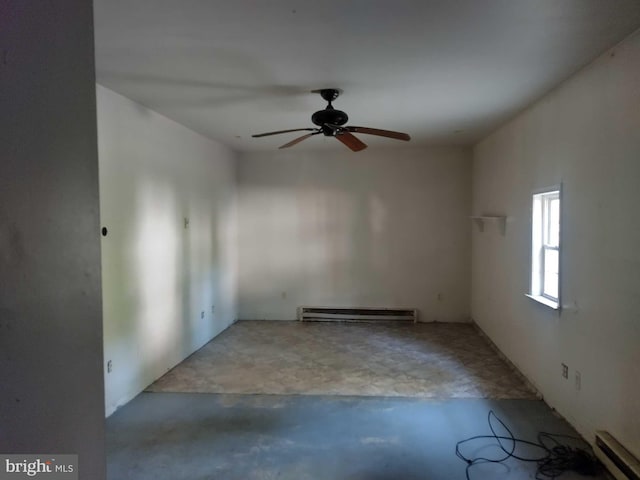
[472,29,640,457]
[0,2,106,477]
[97,85,238,416]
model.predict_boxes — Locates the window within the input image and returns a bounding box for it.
[529,187,561,309]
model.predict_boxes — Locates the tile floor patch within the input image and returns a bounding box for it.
[147,321,536,399]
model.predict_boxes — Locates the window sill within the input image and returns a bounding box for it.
[525,294,560,311]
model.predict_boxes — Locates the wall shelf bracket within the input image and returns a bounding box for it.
[470,215,507,235]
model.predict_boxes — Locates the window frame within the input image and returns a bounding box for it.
[527,185,562,310]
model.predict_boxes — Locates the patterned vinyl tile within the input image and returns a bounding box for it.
[147,321,537,399]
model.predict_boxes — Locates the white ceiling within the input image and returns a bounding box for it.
[94,0,640,152]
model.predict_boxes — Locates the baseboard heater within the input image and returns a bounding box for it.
[594,431,640,480]
[298,306,418,323]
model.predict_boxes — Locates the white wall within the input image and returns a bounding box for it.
[0,2,106,478]
[238,147,471,322]
[97,86,238,416]
[472,31,640,456]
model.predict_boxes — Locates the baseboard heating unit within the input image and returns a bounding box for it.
[298,306,418,323]
[594,431,640,480]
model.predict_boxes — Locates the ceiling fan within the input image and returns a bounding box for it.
[251,89,411,152]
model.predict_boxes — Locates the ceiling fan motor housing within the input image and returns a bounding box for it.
[311,108,349,134]
[311,88,348,135]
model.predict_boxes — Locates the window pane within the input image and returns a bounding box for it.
[532,188,562,302]
[543,248,559,299]
[547,197,560,246]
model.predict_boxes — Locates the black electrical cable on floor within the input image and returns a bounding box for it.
[455,410,601,480]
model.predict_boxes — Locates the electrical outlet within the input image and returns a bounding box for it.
[575,371,581,390]
[211,305,215,314]
[561,363,568,379]
[201,311,205,319]
[107,360,112,373]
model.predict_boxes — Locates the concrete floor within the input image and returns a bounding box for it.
[107,393,605,480]
[109,322,603,479]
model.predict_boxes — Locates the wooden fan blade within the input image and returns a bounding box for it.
[346,126,410,141]
[252,128,317,138]
[336,132,367,152]
[279,132,319,149]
